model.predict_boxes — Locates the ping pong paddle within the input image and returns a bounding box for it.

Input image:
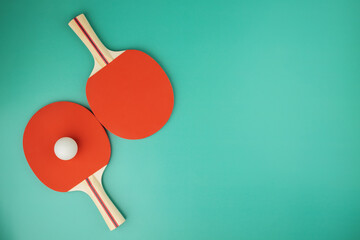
[69,14,174,140]
[23,101,125,230]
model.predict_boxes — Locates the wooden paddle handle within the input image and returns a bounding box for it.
[83,175,125,231]
[69,14,113,67]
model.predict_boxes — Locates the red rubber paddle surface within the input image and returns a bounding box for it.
[23,102,110,192]
[86,50,174,139]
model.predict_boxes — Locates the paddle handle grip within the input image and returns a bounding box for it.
[68,14,113,67]
[84,175,125,231]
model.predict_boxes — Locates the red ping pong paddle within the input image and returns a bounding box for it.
[23,102,125,230]
[69,14,174,140]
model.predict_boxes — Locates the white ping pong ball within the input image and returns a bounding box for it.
[54,137,78,161]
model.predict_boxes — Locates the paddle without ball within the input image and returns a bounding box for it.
[23,102,125,231]
[69,14,174,140]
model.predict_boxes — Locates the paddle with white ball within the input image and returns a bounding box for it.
[23,101,125,230]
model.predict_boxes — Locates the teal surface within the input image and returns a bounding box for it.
[1,0,360,239]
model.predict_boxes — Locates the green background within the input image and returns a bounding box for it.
[1,0,360,239]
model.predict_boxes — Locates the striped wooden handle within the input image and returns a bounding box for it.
[83,175,125,231]
[69,14,113,67]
